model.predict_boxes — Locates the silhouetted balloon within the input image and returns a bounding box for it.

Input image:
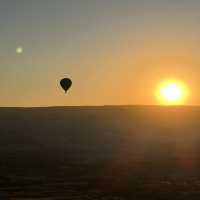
[60,78,72,93]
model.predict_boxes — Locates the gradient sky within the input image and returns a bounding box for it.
[1,0,200,106]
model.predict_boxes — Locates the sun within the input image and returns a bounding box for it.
[161,83,181,101]
[156,80,189,105]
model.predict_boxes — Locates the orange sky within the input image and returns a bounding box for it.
[0,0,200,106]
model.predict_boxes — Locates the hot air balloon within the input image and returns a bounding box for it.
[60,78,72,93]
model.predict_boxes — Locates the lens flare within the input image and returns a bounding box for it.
[16,47,23,54]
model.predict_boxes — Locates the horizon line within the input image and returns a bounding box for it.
[0,104,199,109]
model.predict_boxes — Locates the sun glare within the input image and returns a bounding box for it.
[156,80,188,105]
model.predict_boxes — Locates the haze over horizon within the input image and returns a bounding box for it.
[1,0,200,107]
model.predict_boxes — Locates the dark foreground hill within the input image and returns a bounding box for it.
[1,106,200,199]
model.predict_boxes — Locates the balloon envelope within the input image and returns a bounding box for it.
[60,78,72,93]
